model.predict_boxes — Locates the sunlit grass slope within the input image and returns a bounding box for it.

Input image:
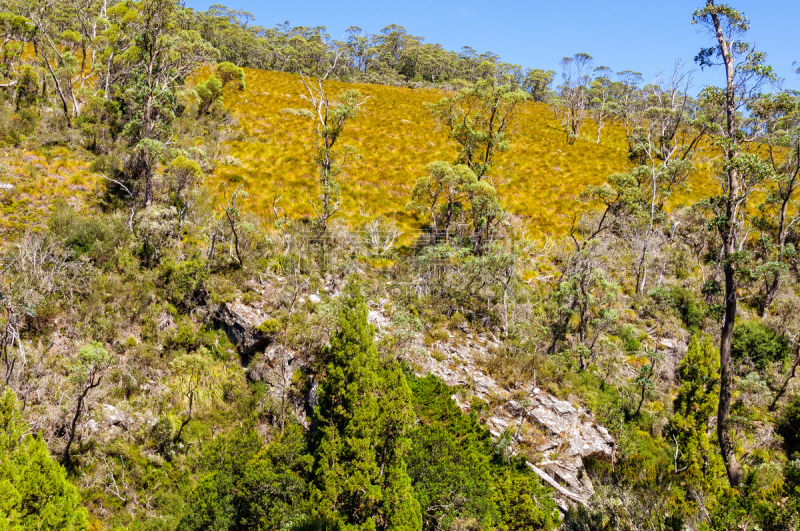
[214,68,715,235]
[0,146,100,234]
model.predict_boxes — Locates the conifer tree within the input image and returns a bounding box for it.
[670,335,725,494]
[312,281,422,531]
[0,389,88,530]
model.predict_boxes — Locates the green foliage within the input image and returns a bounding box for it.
[761,460,800,530]
[407,374,556,530]
[49,201,130,268]
[0,389,88,530]
[312,280,422,529]
[407,423,495,529]
[177,424,314,531]
[493,468,557,531]
[160,258,209,310]
[731,321,791,370]
[217,61,246,90]
[256,318,282,336]
[196,76,224,117]
[423,79,528,181]
[14,64,39,109]
[669,286,705,333]
[777,395,800,459]
[407,161,504,243]
[135,205,177,266]
[670,334,725,495]
[72,341,116,384]
[238,424,314,529]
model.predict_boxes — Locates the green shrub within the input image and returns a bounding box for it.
[617,325,641,355]
[668,286,705,333]
[161,259,209,310]
[14,107,39,135]
[731,321,790,370]
[165,318,197,352]
[425,327,449,344]
[777,395,800,459]
[49,200,129,267]
[448,312,467,331]
[256,318,282,336]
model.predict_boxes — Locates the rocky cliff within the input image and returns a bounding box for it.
[215,294,616,509]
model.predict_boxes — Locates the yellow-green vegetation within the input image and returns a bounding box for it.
[213,69,646,234]
[0,146,100,234]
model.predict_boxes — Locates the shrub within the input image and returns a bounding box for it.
[217,61,246,90]
[165,318,197,352]
[669,286,705,333]
[448,312,467,331]
[777,395,800,459]
[14,107,39,135]
[731,321,790,370]
[49,200,129,267]
[161,258,208,309]
[256,318,282,336]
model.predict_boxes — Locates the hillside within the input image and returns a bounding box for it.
[214,69,636,234]
[1,2,800,531]
[213,69,720,236]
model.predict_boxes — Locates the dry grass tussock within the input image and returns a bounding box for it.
[0,146,99,234]
[212,68,716,236]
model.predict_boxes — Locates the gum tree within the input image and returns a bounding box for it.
[300,62,368,238]
[552,53,594,145]
[424,77,528,181]
[692,0,776,487]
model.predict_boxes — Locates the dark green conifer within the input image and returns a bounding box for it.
[312,280,422,531]
[0,389,88,530]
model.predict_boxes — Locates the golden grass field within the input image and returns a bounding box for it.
[0,147,99,234]
[214,68,719,237]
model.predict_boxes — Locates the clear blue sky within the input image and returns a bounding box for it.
[185,0,800,92]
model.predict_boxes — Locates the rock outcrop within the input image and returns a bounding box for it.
[217,297,616,508]
[367,310,614,508]
[212,301,272,360]
[507,393,614,506]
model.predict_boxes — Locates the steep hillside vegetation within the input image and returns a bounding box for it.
[213,69,637,233]
[1,1,800,530]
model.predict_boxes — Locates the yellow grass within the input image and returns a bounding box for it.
[0,147,99,234]
[210,68,716,235]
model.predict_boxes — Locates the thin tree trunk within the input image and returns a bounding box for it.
[710,0,741,487]
[761,272,780,318]
[769,343,800,411]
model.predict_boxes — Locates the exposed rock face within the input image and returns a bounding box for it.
[247,344,312,427]
[507,393,614,504]
[212,301,272,359]
[366,309,614,508]
[219,298,615,508]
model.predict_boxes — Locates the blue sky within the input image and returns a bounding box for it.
[185,0,800,92]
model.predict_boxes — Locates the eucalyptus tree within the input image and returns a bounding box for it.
[588,66,616,143]
[522,68,556,102]
[424,78,528,181]
[553,53,594,144]
[625,64,708,293]
[692,0,777,487]
[64,342,116,463]
[751,91,800,316]
[615,70,645,154]
[21,0,99,123]
[548,174,638,366]
[299,62,368,260]
[113,0,217,208]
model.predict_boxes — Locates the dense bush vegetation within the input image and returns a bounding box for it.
[0,0,798,529]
